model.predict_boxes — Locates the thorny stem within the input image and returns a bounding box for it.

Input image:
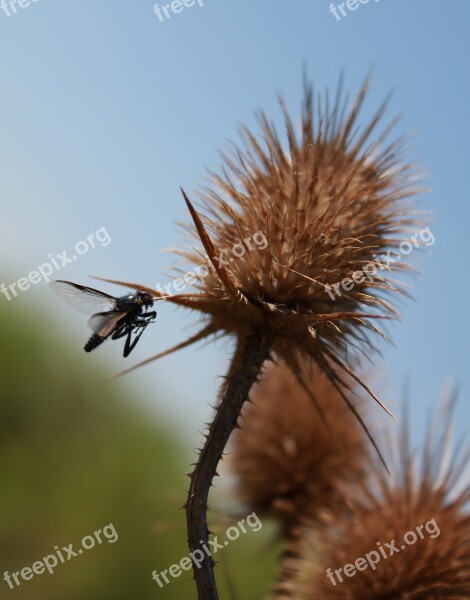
[186,327,271,600]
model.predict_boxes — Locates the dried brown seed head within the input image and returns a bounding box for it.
[151,78,424,470]
[107,78,424,465]
[278,398,470,599]
[174,79,422,369]
[229,360,371,531]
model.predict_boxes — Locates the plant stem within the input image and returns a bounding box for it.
[186,327,271,599]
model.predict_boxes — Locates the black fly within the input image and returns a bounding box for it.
[50,280,156,357]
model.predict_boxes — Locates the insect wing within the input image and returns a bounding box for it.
[88,311,127,337]
[50,280,116,315]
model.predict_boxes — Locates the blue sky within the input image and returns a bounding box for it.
[1,0,469,450]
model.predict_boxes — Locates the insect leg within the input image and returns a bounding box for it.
[123,323,149,357]
[111,322,129,340]
[134,312,156,327]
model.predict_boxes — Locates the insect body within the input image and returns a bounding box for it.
[50,280,156,357]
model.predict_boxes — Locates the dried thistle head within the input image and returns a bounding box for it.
[278,398,470,599]
[171,77,419,410]
[109,77,423,461]
[181,82,419,326]
[229,359,371,530]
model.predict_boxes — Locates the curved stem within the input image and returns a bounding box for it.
[186,328,271,599]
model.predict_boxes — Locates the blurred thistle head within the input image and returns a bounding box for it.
[228,360,371,531]
[277,394,470,599]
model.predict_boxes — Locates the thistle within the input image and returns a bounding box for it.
[278,397,470,599]
[229,359,371,532]
[100,76,423,599]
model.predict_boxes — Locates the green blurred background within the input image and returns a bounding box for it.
[0,299,278,599]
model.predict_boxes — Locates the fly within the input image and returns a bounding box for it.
[50,280,156,357]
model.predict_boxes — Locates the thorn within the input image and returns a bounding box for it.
[181,187,241,299]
